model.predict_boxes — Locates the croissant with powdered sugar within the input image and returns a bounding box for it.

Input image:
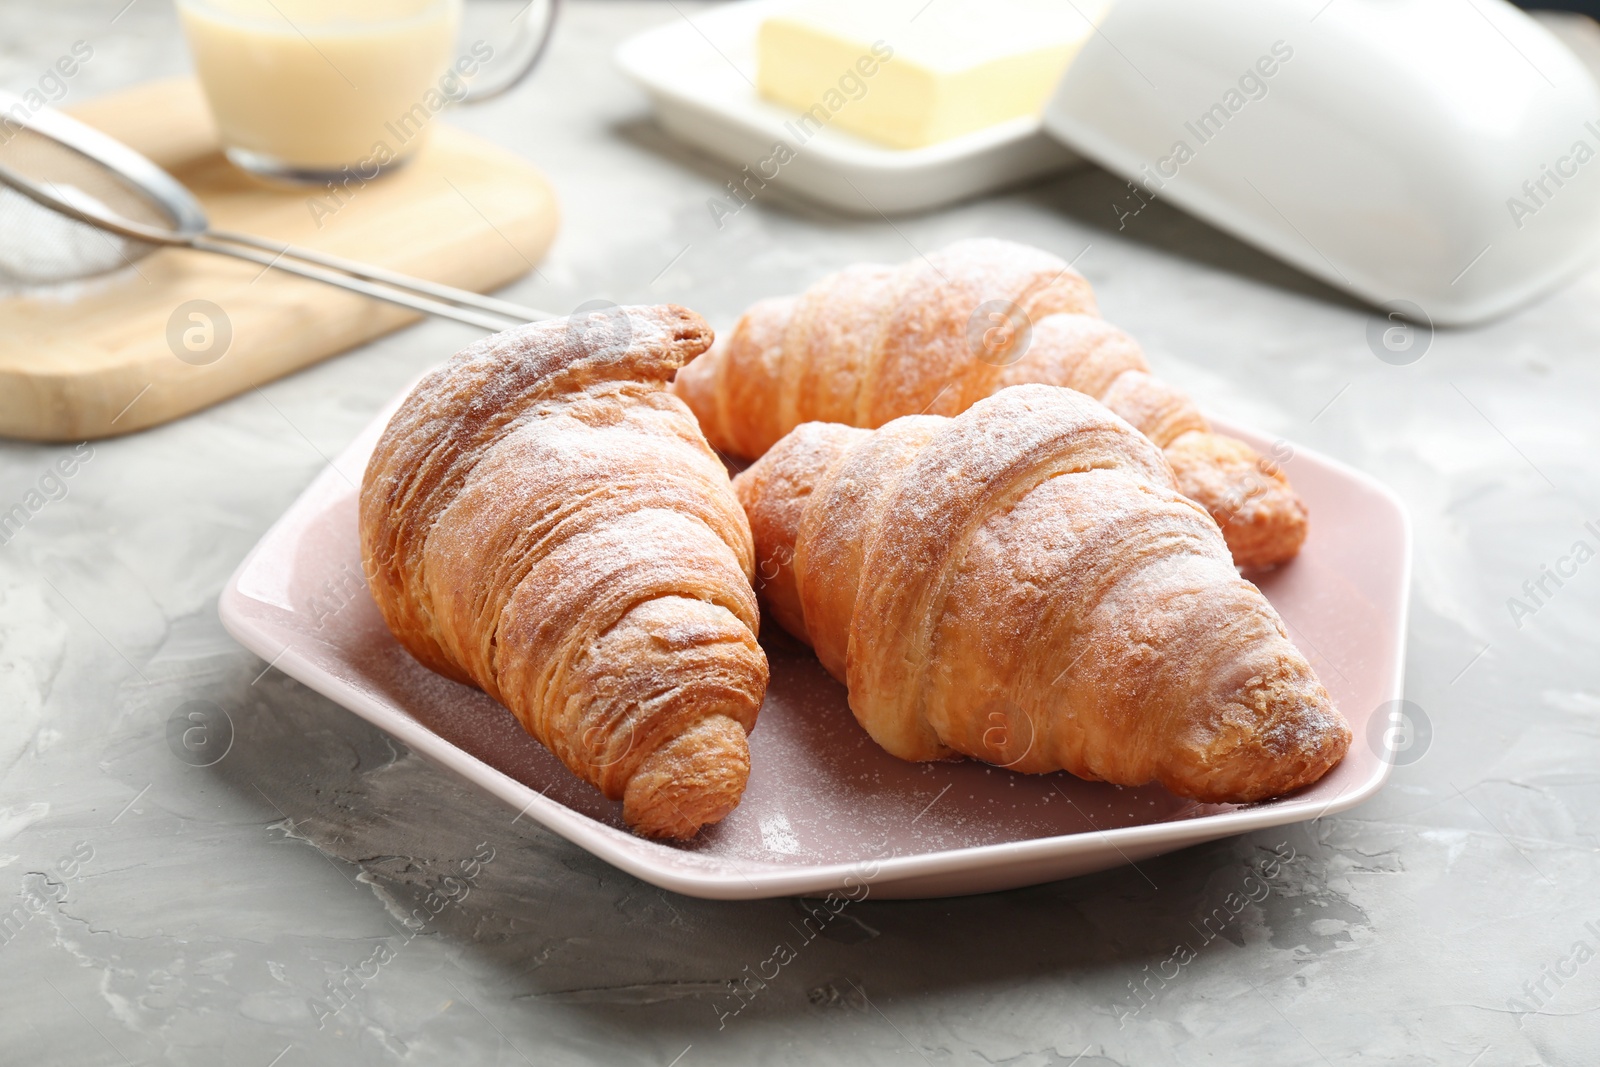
[675,238,1307,569]
[734,384,1348,802]
[360,305,768,839]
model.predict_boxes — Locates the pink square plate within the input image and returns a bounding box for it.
[219,387,1411,900]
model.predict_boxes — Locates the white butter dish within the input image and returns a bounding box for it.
[613,0,1082,217]
[620,0,1600,324]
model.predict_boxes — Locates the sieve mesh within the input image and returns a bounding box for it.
[0,123,176,287]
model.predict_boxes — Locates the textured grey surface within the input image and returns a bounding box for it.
[2,2,1598,1064]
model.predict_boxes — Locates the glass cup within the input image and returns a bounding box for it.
[175,0,556,184]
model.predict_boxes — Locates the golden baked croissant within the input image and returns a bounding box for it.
[359,305,768,839]
[733,384,1349,803]
[674,237,1307,570]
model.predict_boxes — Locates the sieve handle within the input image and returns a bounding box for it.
[191,235,531,332]
[204,230,554,326]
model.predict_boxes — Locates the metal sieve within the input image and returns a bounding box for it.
[0,89,551,331]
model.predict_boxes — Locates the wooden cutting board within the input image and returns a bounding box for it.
[0,79,559,441]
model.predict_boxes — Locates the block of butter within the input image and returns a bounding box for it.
[757,0,1105,150]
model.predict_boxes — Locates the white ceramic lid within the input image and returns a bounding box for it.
[1041,0,1600,325]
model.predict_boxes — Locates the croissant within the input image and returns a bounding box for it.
[674,238,1307,570]
[733,385,1349,803]
[359,305,769,839]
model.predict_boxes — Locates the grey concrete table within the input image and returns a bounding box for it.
[3,2,1597,1064]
